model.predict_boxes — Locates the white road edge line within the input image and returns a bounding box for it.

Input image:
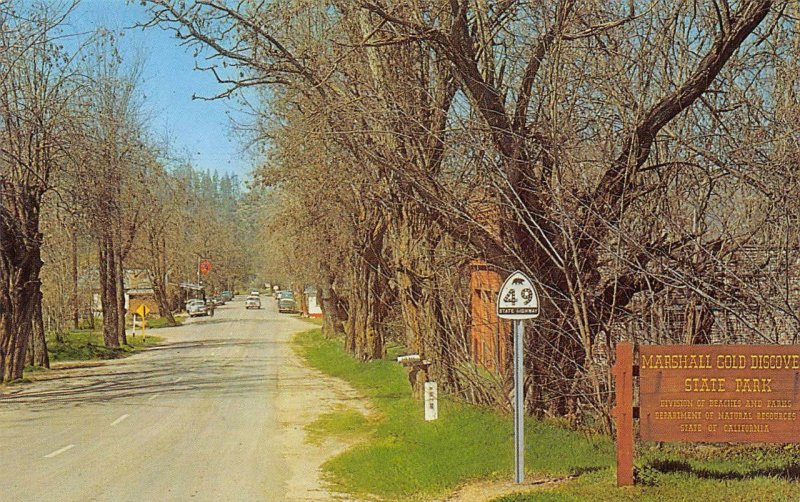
[44,444,75,458]
[110,414,130,426]
[148,394,160,401]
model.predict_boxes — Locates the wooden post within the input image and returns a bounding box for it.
[614,342,634,487]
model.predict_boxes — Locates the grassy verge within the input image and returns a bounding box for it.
[497,443,800,502]
[295,329,800,501]
[293,329,612,500]
[141,315,186,329]
[497,468,799,502]
[299,317,324,327]
[81,315,185,331]
[305,406,373,446]
[46,329,164,364]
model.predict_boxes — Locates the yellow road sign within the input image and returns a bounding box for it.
[135,304,150,318]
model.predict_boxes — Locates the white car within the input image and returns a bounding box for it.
[245,295,261,309]
[250,290,260,296]
[186,299,208,317]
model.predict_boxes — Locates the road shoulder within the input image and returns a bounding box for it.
[276,326,372,501]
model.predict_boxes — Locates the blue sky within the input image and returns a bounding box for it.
[64,0,254,178]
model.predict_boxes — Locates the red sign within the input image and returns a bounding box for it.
[639,345,800,443]
[199,259,212,275]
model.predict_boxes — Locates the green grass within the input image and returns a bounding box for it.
[495,466,800,502]
[295,329,800,501]
[42,314,179,365]
[495,431,800,501]
[46,328,164,363]
[140,315,186,329]
[300,317,324,326]
[79,314,184,331]
[293,329,612,500]
[306,406,374,446]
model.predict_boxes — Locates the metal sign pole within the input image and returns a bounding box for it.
[514,319,524,484]
[497,270,538,486]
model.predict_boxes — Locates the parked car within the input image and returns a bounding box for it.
[245,295,261,309]
[277,291,296,313]
[186,299,208,317]
[221,290,234,302]
[250,290,261,297]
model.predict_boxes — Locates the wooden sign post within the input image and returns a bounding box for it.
[613,342,634,487]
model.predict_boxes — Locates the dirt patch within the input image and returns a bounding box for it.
[439,476,574,502]
[276,332,372,501]
[49,361,107,370]
[29,361,108,381]
[0,362,108,394]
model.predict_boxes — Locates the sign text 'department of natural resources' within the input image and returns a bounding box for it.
[639,345,800,443]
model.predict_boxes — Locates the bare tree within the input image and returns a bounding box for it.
[74,39,148,348]
[140,0,800,428]
[0,1,80,381]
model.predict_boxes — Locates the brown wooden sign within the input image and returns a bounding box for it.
[639,345,800,443]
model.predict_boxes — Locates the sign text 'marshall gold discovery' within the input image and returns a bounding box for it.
[638,345,800,443]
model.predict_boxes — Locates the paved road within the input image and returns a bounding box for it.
[0,297,316,502]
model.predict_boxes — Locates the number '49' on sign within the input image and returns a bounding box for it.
[497,270,540,320]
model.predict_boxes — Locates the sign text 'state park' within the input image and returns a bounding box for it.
[639,345,800,443]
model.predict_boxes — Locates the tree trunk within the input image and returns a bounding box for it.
[32,288,49,368]
[71,225,79,330]
[152,273,176,325]
[343,259,385,360]
[0,248,42,382]
[146,233,175,325]
[26,329,34,367]
[343,295,357,354]
[295,283,308,316]
[360,258,386,360]
[114,245,127,346]
[684,296,714,344]
[341,212,387,360]
[391,210,464,389]
[99,236,120,348]
[318,265,344,338]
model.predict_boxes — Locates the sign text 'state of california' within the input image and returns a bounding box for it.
[639,345,800,443]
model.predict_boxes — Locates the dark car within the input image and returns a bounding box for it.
[221,291,234,302]
[277,291,296,313]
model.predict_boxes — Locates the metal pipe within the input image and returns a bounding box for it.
[514,319,524,484]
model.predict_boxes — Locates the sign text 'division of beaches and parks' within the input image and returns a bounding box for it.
[639,345,800,442]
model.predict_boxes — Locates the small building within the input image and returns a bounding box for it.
[305,286,323,318]
[127,288,159,317]
[467,191,510,373]
[469,261,510,372]
[124,270,159,317]
[179,282,206,304]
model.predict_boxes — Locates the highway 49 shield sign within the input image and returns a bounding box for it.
[497,270,540,320]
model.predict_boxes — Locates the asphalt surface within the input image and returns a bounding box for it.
[0,297,315,502]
